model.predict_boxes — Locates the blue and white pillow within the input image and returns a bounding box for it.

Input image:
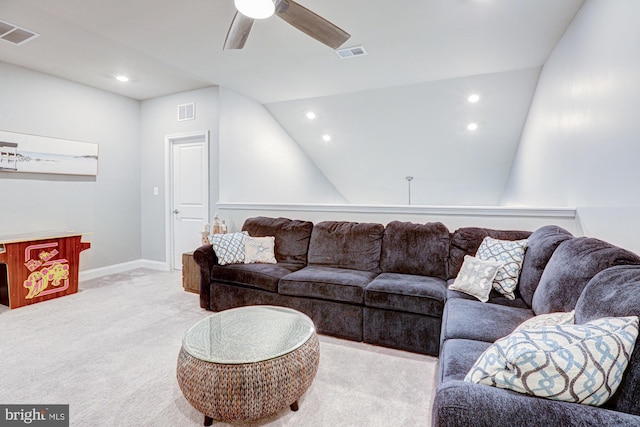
[476,237,528,300]
[209,231,248,265]
[465,316,639,406]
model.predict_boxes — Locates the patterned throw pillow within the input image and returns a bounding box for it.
[476,237,528,300]
[513,310,575,333]
[209,231,248,265]
[465,316,639,406]
[448,255,503,303]
[244,236,277,264]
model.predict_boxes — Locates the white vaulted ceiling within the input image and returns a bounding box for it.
[0,0,585,205]
[265,67,542,205]
[0,0,583,103]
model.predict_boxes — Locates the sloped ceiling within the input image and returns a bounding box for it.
[0,0,583,103]
[0,0,585,205]
[266,67,541,205]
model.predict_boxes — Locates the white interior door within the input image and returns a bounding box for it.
[170,133,209,270]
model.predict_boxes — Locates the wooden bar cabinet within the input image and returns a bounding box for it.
[0,231,91,309]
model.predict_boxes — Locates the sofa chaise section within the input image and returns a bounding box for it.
[433,226,640,426]
[434,265,640,427]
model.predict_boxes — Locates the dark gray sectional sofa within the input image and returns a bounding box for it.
[195,216,470,355]
[193,216,640,426]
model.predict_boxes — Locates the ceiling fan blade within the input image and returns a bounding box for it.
[275,0,350,49]
[223,12,255,50]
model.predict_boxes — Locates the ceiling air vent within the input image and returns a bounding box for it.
[177,103,196,121]
[335,45,368,59]
[0,20,39,46]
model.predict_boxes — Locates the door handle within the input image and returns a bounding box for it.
[173,209,180,214]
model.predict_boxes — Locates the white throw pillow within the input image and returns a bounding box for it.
[476,237,528,300]
[465,316,639,406]
[244,236,277,264]
[448,255,503,303]
[209,231,248,265]
[513,310,575,333]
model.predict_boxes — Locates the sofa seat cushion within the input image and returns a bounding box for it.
[242,216,313,265]
[441,298,533,344]
[211,262,303,293]
[307,221,384,272]
[532,237,640,315]
[279,265,378,304]
[379,221,450,279]
[364,272,447,316]
[439,339,492,383]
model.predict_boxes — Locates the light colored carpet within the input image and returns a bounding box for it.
[0,269,438,426]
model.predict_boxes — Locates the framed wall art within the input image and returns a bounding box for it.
[0,130,98,176]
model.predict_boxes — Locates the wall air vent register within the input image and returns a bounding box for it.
[177,103,196,121]
[0,20,39,45]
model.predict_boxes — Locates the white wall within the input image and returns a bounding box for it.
[501,0,640,253]
[139,87,220,264]
[0,61,141,270]
[266,68,541,205]
[218,88,346,204]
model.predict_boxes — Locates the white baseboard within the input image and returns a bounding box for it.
[79,259,171,282]
[139,259,171,271]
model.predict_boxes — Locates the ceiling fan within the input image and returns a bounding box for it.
[224,0,350,50]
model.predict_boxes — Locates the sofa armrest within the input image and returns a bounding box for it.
[432,381,640,427]
[193,244,218,309]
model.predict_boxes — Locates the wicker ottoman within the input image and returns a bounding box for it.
[177,306,320,425]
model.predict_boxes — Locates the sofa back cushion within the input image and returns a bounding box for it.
[448,227,531,279]
[380,221,450,279]
[532,237,640,315]
[518,225,573,307]
[575,265,640,415]
[242,216,313,265]
[307,221,384,272]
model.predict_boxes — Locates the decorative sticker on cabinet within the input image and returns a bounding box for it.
[23,243,69,299]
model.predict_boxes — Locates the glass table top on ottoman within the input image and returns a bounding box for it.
[177,305,320,425]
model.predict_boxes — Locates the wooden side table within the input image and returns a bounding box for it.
[182,251,200,294]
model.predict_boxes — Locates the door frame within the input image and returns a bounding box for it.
[165,130,210,270]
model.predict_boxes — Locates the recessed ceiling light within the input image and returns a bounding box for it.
[322,134,332,142]
[306,111,316,120]
[468,94,480,103]
[467,123,478,131]
[115,75,130,83]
